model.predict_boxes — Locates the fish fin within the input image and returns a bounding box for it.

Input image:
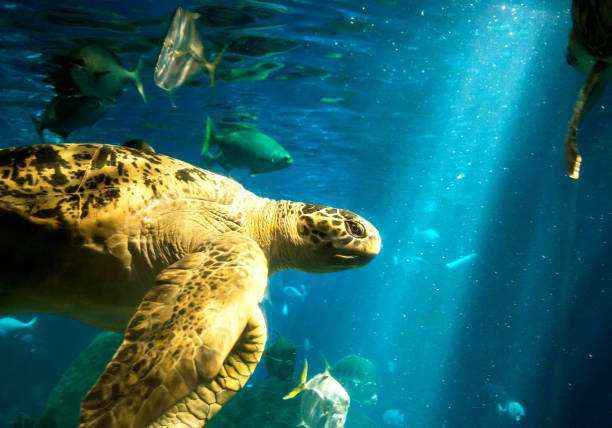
[283,359,308,400]
[94,70,110,80]
[130,57,147,103]
[26,317,38,328]
[30,114,44,143]
[202,116,215,155]
[565,60,609,179]
[168,92,177,109]
[123,139,155,153]
[319,352,332,373]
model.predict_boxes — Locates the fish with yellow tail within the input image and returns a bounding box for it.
[284,360,350,428]
[154,6,226,91]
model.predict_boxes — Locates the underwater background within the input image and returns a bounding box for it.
[1,0,611,427]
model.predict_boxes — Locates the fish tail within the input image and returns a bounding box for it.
[131,57,147,103]
[26,316,38,328]
[30,114,44,143]
[283,359,308,400]
[197,46,227,87]
[202,116,215,156]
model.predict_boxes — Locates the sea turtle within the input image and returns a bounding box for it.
[564,0,612,179]
[0,143,381,427]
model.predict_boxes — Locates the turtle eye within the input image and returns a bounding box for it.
[345,220,366,238]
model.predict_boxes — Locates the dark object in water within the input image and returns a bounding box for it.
[193,5,256,27]
[332,354,378,406]
[223,34,300,57]
[564,0,612,179]
[264,335,297,380]
[6,412,35,428]
[123,139,155,153]
[31,96,113,141]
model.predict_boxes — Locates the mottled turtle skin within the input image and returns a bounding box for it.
[0,143,381,428]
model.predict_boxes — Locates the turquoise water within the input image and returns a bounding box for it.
[1,0,611,427]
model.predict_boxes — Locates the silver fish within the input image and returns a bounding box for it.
[284,360,350,428]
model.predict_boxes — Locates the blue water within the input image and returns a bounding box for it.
[1,0,612,427]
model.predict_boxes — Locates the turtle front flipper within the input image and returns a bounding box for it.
[565,60,609,179]
[153,307,266,427]
[80,232,269,428]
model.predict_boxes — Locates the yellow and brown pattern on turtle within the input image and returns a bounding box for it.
[0,143,381,428]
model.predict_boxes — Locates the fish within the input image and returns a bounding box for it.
[282,284,307,301]
[31,96,113,141]
[202,117,293,174]
[497,400,525,422]
[0,316,37,338]
[382,409,406,426]
[57,44,146,102]
[413,227,440,243]
[445,253,477,269]
[218,61,284,82]
[154,6,225,91]
[284,360,350,428]
[264,335,297,381]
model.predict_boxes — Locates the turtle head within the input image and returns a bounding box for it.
[288,203,381,272]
